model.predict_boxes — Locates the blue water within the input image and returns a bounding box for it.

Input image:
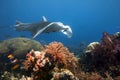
[0,0,120,46]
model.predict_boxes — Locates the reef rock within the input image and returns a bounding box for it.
[0,37,44,58]
[51,68,79,80]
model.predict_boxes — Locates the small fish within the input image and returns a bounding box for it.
[8,54,14,59]
[8,54,18,63]
[7,54,20,70]
[11,64,20,70]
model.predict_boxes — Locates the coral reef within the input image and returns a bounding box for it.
[24,42,80,80]
[0,37,44,58]
[82,32,120,78]
[1,32,120,80]
[0,37,44,77]
[2,69,120,80]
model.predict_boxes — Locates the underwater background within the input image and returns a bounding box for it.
[0,0,120,80]
[0,0,120,46]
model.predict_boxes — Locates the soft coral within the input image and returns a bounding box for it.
[85,32,120,77]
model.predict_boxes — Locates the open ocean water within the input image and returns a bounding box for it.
[0,0,120,46]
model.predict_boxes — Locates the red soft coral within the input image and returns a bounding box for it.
[85,32,120,77]
[45,42,67,68]
[45,42,79,73]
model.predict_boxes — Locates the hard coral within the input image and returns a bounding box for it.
[0,38,44,59]
[24,42,80,80]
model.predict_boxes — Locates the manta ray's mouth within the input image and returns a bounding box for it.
[60,25,72,38]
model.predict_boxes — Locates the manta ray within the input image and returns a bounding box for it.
[14,16,72,39]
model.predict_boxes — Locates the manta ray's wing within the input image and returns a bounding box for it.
[32,22,55,38]
[42,22,68,33]
[32,22,69,39]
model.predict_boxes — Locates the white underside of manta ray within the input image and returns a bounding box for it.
[14,16,72,39]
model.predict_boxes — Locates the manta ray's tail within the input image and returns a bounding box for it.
[14,20,30,31]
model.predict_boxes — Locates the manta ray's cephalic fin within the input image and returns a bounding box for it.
[42,16,47,22]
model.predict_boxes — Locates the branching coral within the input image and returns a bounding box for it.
[24,42,80,80]
[24,49,52,79]
[45,42,79,69]
[45,42,67,68]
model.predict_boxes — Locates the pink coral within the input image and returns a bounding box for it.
[24,42,80,80]
[25,49,50,70]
